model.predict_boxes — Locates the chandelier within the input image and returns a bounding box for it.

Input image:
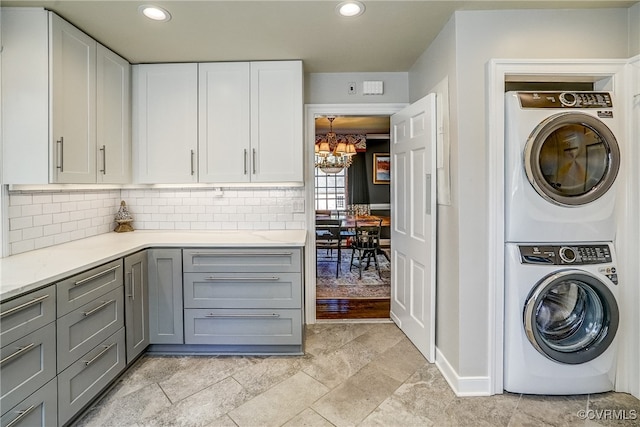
[315,116,357,174]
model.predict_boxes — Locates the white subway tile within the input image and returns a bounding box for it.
[34,235,55,250]
[8,205,22,218]
[12,239,35,255]
[8,229,22,243]
[32,194,52,204]
[43,223,62,236]
[10,216,33,230]
[10,194,33,206]
[54,233,71,245]
[22,226,43,240]
[52,193,70,203]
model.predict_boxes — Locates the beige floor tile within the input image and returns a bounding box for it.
[152,377,252,427]
[515,394,589,427]
[233,355,308,396]
[587,392,640,427]
[228,371,330,426]
[367,336,428,383]
[437,393,520,426]
[158,356,253,403]
[74,382,171,426]
[305,323,374,356]
[282,408,335,427]
[360,396,436,427]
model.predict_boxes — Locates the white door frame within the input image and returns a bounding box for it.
[304,103,407,324]
[487,59,631,395]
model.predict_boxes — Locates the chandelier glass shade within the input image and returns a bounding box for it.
[315,116,357,174]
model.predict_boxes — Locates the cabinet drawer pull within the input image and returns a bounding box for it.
[0,294,49,318]
[190,251,293,256]
[82,299,114,317]
[1,343,36,366]
[204,276,280,281]
[5,405,36,427]
[99,145,106,174]
[127,271,135,300]
[190,149,195,175]
[204,313,281,319]
[56,137,64,171]
[74,265,120,286]
[83,342,115,367]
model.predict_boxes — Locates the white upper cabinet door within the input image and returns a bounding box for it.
[96,45,131,184]
[198,63,251,183]
[133,63,198,184]
[50,13,97,183]
[250,61,303,183]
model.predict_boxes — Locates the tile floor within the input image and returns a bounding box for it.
[75,323,640,427]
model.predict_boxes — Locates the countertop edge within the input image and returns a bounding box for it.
[1,230,307,301]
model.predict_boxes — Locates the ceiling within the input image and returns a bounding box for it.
[3,0,636,73]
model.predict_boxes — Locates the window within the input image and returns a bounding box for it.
[315,168,347,211]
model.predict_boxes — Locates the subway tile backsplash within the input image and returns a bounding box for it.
[7,187,306,256]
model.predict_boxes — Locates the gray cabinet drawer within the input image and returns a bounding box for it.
[0,378,57,427]
[184,309,302,345]
[57,328,126,426]
[57,259,123,317]
[0,286,55,347]
[183,248,301,273]
[184,272,302,309]
[0,323,56,414]
[56,287,124,372]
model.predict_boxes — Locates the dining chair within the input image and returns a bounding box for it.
[349,218,383,279]
[315,218,343,277]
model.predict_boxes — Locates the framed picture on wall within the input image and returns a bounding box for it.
[373,153,390,184]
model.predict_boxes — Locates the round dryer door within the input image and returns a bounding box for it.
[523,269,619,364]
[524,112,620,206]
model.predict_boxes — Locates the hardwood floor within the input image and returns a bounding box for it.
[316,298,390,319]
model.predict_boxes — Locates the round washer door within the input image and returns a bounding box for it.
[523,269,619,364]
[524,112,620,206]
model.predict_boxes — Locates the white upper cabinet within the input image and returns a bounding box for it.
[250,61,303,183]
[198,62,251,183]
[1,8,131,185]
[50,13,97,183]
[133,64,199,184]
[96,45,131,184]
[197,60,303,184]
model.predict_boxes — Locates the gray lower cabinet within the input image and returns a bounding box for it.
[148,249,183,344]
[57,328,126,426]
[0,322,57,415]
[0,285,56,346]
[124,250,149,364]
[0,378,57,427]
[56,287,124,372]
[182,247,304,353]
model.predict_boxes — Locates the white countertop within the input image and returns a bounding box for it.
[0,230,307,301]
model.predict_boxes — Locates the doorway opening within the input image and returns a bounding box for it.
[313,115,392,319]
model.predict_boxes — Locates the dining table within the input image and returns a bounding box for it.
[315,214,391,228]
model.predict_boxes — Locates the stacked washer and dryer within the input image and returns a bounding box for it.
[504,91,622,394]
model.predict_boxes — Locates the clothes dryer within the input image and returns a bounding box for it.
[505,92,621,243]
[504,242,619,394]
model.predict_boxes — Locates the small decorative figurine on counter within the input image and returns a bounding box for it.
[114,200,134,232]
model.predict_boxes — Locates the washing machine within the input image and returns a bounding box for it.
[505,91,621,243]
[504,242,619,394]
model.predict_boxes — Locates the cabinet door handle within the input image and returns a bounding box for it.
[190,149,195,176]
[1,343,36,366]
[204,276,280,281]
[83,342,115,367]
[243,149,248,175]
[0,294,49,318]
[204,313,281,319]
[82,299,114,317]
[56,137,64,171]
[252,148,257,174]
[129,270,136,300]
[99,145,106,174]
[74,265,120,286]
[4,405,36,427]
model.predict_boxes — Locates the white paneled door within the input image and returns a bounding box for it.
[390,94,437,362]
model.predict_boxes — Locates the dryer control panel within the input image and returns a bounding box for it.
[517,91,613,108]
[518,244,613,265]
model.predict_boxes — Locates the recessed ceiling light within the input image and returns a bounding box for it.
[336,1,365,18]
[139,5,172,22]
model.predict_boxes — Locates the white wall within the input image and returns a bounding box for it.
[408,7,632,387]
[305,72,408,104]
[631,3,640,56]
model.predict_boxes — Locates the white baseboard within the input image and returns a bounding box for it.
[435,347,494,396]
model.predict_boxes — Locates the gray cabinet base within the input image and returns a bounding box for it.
[146,344,303,356]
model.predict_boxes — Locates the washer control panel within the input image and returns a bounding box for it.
[519,244,613,265]
[517,91,613,108]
